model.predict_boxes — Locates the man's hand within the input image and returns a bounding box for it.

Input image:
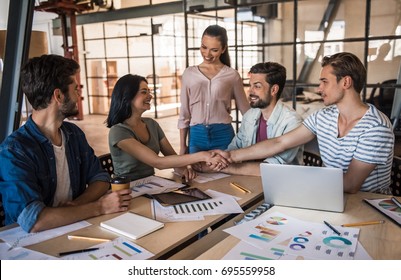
[98,189,132,214]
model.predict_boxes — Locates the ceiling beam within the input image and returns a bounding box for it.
[52,1,184,28]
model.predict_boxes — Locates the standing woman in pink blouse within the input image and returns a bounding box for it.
[178,25,250,154]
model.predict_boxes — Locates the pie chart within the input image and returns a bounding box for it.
[379,199,401,213]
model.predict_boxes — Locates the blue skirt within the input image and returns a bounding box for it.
[189,123,234,153]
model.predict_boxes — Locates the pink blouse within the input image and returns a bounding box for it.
[178,65,250,129]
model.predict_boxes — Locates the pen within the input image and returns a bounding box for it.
[59,247,99,257]
[341,220,385,227]
[391,197,401,209]
[324,220,341,236]
[67,235,111,242]
[230,182,251,193]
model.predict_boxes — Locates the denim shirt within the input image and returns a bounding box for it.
[227,101,304,165]
[0,116,109,232]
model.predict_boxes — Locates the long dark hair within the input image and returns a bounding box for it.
[202,25,231,67]
[105,74,147,128]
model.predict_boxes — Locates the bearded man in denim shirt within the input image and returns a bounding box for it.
[0,55,132,232]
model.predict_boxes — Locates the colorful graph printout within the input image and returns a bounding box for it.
[129,176,184,198]
[224,211,360,260]
[378,199,401,213]
[61,237,154,260]
[364,198,401,227]
[249,226,280,242]
[267,216,288,225]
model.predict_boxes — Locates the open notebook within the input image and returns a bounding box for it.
[100,212,164,240]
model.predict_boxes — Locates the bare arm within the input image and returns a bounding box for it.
[159,136,197,181]
[343,159,376,193]
[68,181,110,206]
[30,186,132,233]
[230,125,315,162]
[179,128,189,155]
[221,161,262,176]
[117,137,224,170]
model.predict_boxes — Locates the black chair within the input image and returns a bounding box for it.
[390,156,401,196]
[303,151,323,167]
[0,195,4,227]
[98,153,114,176]
[368,79,397,120]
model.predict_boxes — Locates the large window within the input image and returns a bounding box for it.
[77,0,401,123]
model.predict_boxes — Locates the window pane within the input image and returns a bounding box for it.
[85,39,105,58]
[104,21,126,38]
[370,0,400,37]
[105,38,127,58]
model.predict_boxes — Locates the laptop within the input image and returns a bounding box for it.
[260,163,345,212]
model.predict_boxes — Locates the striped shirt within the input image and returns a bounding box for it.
[303,104,394,194]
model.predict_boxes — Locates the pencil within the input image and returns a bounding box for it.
[230,182,251,193]
[324,220,341,235]
[67,235,111,242]
[59,247,99,257]
[341,220,385,227]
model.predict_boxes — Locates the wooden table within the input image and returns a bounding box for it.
[195,191,401,260]
[3,173,263,259]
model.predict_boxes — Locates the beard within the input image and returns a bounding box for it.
[249,94,270,109]
[61,94,78,119]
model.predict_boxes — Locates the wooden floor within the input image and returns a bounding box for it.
[70,113,401,158]
[69,114,181,156]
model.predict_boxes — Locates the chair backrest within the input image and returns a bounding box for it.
[368,79,397,119]
[98,153,114,176]
[303,151,323,167]
[0,195,4,228]
[390,156,401,196]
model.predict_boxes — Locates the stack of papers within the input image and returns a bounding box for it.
[152,190,243,222]
[129,175,185,198]
[222,211,366,260]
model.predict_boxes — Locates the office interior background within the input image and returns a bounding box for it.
[0,0,401,145]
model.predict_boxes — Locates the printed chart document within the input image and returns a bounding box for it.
[0,221,90,249]
[364,197,401,227]
[0,243,57,260]
[152,190,243,222]
[61,237,154,260]
[129,175,184,198]
[100,212,164,240]
[223,211,360,260]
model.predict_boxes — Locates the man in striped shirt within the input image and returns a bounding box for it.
[218,52,394,194]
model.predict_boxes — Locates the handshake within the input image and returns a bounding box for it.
[201,149,234,172]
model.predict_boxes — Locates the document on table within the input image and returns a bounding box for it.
[0,221,91,249]
[223,211,360,260]
[0,243,57,260]
[152,190,243,222]
[130,175,184,198]
[172,171,230,184]
[192,172,230,183]
[60,237,154,260]
[222,240,371,260]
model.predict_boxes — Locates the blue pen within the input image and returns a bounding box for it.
[324,220,341,236]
